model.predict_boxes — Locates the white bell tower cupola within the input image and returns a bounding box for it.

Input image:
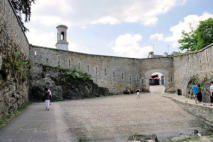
[56,25,69,50]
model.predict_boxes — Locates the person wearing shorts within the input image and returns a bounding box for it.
[44,88,51,111]
[136,89,140,98]
[209,82,213,106]
[192,84,198,104]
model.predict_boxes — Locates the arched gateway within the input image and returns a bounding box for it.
[140,57,174,93]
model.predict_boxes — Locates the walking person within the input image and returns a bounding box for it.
[48,88,52,105]
[197,84,202,103]
[136,88,140,98]
[44,88,52,111]
[209,81,213,106]
[192,84,198,104]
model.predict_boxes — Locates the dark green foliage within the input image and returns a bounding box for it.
[2,50,29,83]
[10,0,35,31]
[0,24,30,83]
[178,29,197,51]
[179,18,213,51]
[195,18,213,49]
[66,67,92,81]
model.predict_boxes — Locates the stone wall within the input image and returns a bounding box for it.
[174,43,213,101]
[0,0,29,57]
[30,45,174,93]
[0,0,29,121]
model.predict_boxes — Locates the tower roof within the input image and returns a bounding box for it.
[56,25,68,29]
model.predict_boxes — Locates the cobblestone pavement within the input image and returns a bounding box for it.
[0,86,209,142]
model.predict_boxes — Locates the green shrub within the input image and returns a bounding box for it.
[65,67,91,81]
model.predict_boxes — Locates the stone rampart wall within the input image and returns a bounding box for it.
[30,45,174,93]
[174,43,213,96]
[0,0,29,57]
[0,0,29,121]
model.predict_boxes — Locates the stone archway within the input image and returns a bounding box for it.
[144,69,169,92]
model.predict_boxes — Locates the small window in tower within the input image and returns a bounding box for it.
[87,65,90,72]
[104,68,107,76]
[34,51,37,55]
[61,32,65,40]
[122,73,124,80]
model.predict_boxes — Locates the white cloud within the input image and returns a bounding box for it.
[165,12,213,47]
[111,33,153,58]
[26,0,186,55]
[26,28,56,48]
[149,12,213,48]
[69,42,90,53]
[150,33,164,41]
[33,0,72,14]
[91,16,120,25]
[29,0,186,27]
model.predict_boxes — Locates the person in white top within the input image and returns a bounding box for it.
[209,82,213,106]
[48,88,52,105]
[136,88,140,98]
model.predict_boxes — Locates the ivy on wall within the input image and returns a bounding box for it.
[0,23,30,84]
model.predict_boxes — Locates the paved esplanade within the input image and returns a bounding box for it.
[0,87,204,142]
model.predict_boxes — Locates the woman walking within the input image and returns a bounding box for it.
[136,88,140,98]
[44,88,52,111]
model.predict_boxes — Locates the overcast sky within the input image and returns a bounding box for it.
[26,0,213,58]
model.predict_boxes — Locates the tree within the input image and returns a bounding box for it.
[178,18,213,51]
[178,29,197,51]
[195,18,213,49]
[10,0,35,32]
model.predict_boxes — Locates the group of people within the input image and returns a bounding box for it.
[191,81,213,106]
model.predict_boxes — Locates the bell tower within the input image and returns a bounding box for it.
[56,25,69,50]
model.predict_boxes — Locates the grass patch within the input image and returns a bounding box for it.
[0,103,31,128]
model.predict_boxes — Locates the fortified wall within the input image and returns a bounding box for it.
[30,45,174,93]
[0,0,29,56]
[174,43,213,101]
[0,0,29,121]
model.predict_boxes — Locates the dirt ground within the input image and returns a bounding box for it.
[0,86,208,142]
